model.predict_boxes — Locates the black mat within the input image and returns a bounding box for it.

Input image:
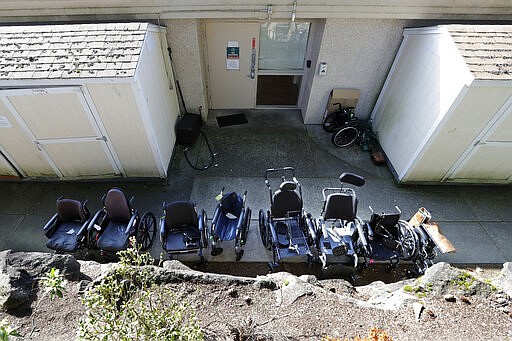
[216,113,248,127]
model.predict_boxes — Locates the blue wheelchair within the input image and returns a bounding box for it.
[210,189,251,261]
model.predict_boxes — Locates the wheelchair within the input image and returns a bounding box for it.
[258,167,317,268]
[315,172,372,269]
[210,189,251,261]
[159,200,208,261]
[366,206,419,269]
[43,197,91,253]
[87,188,156,253]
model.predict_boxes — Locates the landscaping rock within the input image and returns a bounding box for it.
[0,250,81,313]
[418,262,463,295]
[268,272,315,306]
[492,262,512,297]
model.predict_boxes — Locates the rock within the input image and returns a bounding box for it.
[497,297,508,305]
[444,294,456,302]
[356,279,417,311]
[425,309,436,318]
[492,263,512,298]
[299,274,323,288]
[227,287,238,298]
[460,296,471,304]
[418,262,464,295]
[0,250,81,313]
[413,302,424,321]
[267,272,315,306]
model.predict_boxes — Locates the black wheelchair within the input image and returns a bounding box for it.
[258,167,317,268]
[210,189,251,261]
[315,172,371,269]
[366,206,418,269]
[159,200,208,261]
[87,188,156,253]
[43,197,91,253]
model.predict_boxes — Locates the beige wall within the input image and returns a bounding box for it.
[163,19,208,119]
[303,18,410,124]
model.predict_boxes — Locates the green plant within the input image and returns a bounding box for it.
[452,272,476,291]
[403,283,430,299]
[0,320,20,340]
[41,267,66,300]
[78,237,203,341]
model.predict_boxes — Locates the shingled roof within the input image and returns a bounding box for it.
[444,24,512,80]
[0,22,148,80]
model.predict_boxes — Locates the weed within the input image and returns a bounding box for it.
[452,272,476,291]
[78,237,203,341]
[0,320,20,340]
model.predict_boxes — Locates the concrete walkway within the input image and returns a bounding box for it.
[0,109,510,267]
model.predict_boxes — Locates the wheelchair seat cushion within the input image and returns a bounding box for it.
[165,201,198,228]
[213,214,239,240]
[46,221,83,252]
[96,221,130,251]
[272,189,302,218]
[57,199,87,222]
[163,225,201,252]
[104,188,131,224]
[323,193,357,221]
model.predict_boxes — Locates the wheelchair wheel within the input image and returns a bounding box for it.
[397,220,419,261]
[259,209,270,250]
[332,125,359,147]
[138,212,156,251]
[241,207,251,245]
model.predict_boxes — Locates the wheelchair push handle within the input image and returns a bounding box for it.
[264,167,296,180]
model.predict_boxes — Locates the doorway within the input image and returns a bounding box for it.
[205,21,310,109]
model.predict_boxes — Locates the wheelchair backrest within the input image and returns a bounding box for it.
[165,201,198,229]
[369,212,401,229]
[220,192,243,218]
[322,192,357,221]
[57,198,88,223]
[104,188,132,224]
[271,182,302,218]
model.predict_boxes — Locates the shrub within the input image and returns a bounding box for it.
[77,239,203,341]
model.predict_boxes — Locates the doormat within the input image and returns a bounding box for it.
[216,113,248,127]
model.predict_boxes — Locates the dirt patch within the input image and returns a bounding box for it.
[0,266,510,341]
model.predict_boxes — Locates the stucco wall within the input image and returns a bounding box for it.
[303,18,410,124]
[163,19,208,119]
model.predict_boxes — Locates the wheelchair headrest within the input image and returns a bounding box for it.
[279,181,297,191]
[220,192,243,217]
[339,172,365,187]
[104,188,131,223]
[272,188,302,218]
[57,198,88,223]
[164,201,198,228]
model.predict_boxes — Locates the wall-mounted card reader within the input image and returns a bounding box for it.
[318,62,328,76]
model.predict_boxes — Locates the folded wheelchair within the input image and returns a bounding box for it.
[258,167,317,268]
[43,197,91,253]
[159,200,208,261]
[87,188,156,253]
[210,189,251,261]
[315,172,372,269]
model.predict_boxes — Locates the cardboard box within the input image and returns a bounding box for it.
[326,89,360,114]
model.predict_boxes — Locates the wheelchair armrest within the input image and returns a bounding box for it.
[124,211,138,235]
[87,209,105,233]
[365,221,374,241]
[210,207,220,232]
[76,218,92,240]
[159,217,166,245]
[43,213,59,237]
[268,222,278,245]
[198,212,204,232]
[306,214,317,241]
[236,209,244,230]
